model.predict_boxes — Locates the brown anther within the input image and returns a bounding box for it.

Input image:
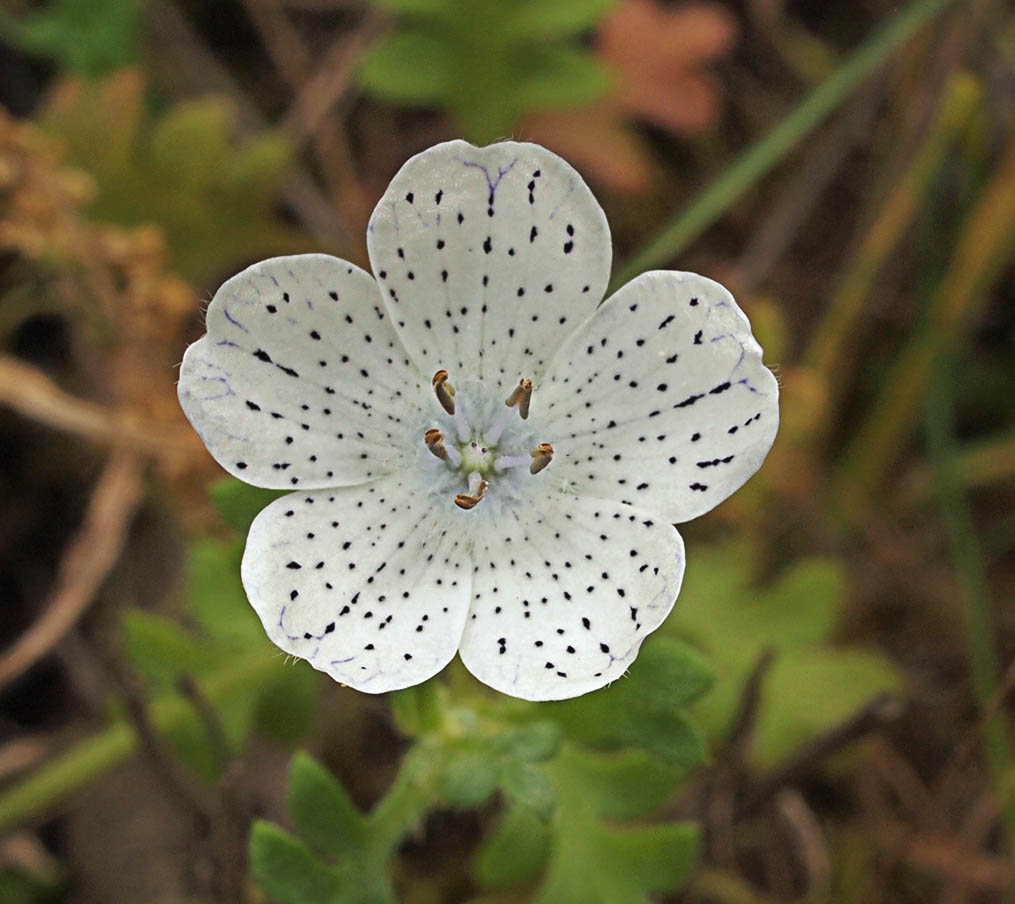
[424,428,448,461]
[505,377,533,420]
[454,480,489,510]
[432,369,456,415]
[529,442,554,474]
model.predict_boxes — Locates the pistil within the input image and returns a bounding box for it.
[426,370,553,512]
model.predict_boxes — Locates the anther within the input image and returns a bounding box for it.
[529,442,554,474]
[505,377,533,420]
[424,428,448,461]
[454,479,488,510]
[432,369,456,415]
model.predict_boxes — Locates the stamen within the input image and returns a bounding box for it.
[529,442,554,474]
[432,369,456,415]
[505,377,533,420]
[424,428,448,461]
[494,454,530,471]
[454,478,488,510]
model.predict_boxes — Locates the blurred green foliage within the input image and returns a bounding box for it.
[123,482,318,783]
[666,548,900,767]
[360,0,616,143]
[38,72,310,282]
[0,0,140,77]
[0,871,63,904]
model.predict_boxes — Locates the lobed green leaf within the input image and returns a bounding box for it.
[358,30,455,105]
[288,753,367,858]
[473,804,550,890]
[249,821,345,904]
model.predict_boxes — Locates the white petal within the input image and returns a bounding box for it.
[458,495,684,701]
[537,271,779,523]
[241,477,472,693]
[366,140,611,395]
[178,255,427,489]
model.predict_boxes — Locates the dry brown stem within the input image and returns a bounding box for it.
[0,448,145,690]
[0,355,198,461]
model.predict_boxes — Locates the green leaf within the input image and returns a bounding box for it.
[149,99,233,192]
[499,760,555,818]
[510,45,611,112]
[367,0,457,16]
[627,637,716,708]
[253,662,319,743]
[546,637,714,766]
[162,695,258,784]
[754,650,901,765]
[665,546,901,767]
[187,539,263,646]
[473,804,550,890]
[508,0,618,40]
[209,478,287,534]
[4,0,140,77]
[288,753,366,857]
[549,747,686,821]
[40,73,310,282]
[539,818,697,904]
[537,749,699,904]
[357,0,614,141]
[223,133,293,210]
[490,721,561,762]
[442,750,500,808]
[249,821,344,904]
[0,869,63,904]
[122,610,218,686]
[358,30,455,105]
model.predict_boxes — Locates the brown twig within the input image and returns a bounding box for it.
[728,648,777,757]
[0,356,198,461]
[933,658,1015,804]
[241,0,311,88]
[177,675,231,773]
[0,448,145,691]
[103,657,254,901]
[117,675,216,822]
[280,8,388,152]
[731,81,881,294]
[743,692,903,815]
[775,789,831,903]
[143,0,351,249]
[704,649,776,867]
[0,737,49,783]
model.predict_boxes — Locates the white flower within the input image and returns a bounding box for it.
[178,140,778,701]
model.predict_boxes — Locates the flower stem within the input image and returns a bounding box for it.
[389,679,448,738]
[367,740,448,853]
[609,0,956,291]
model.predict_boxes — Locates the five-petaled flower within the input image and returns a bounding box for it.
[178,140,778,701]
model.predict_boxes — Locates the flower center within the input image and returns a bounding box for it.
[423,371,554,510]
[460,440,496,474]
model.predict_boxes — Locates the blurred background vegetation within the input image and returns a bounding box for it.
[0,0,1012,902]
